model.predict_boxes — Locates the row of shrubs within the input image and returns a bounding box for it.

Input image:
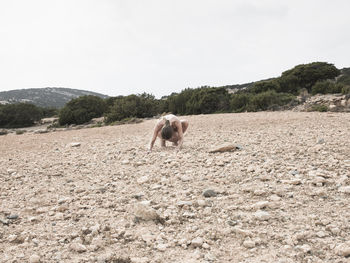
[0,103,58,128]
[1,62,349,128]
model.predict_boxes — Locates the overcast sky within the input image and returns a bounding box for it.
[0,0,349,98]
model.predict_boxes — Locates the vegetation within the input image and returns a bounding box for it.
[308,104,328,112]
[58,95,107,125]
[105,93,159,123]
[0,62,348,128]
[0,103,43,128]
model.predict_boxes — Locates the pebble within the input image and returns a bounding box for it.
[29,254,41,263]
[7,215,19,220]
[254,210,271,221]
[137,176,149,184]
[156,243,168,251]
[191,237,204,248]
[197,199,207,207]
[335,243,350,257]
[252,201,269,210]
[243,239,256,248]
[202,189,217,198]
[338,186,350,194]
[70,242,87,253]
[134,203,160,222]
[130,257,150,263]
[68,142,81,147]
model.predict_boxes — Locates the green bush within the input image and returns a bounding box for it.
[105,93,159,123]
[250,80,280,93]
[308,104,328,112]
[230,90,296,112]
[59,95,107,125]
[230,93,251,112]
[342,85,350,94]
[0,103,43,128]
[16,130,26,135]
[280,62,340,93]
[311,81,339,95]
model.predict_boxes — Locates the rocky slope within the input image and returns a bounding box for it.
[0,112,349,263]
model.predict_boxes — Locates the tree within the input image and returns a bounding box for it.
[0,103,43,128]
[280,62,340,92]
[59,95,107,125]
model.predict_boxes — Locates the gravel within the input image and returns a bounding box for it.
[0,111,349,262]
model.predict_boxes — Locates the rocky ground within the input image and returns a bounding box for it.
[0,112,350,263]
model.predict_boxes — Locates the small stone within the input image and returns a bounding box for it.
[177,201,193,207]
[130,257,150,263]
[197,199,207,207]
[156,243,167,251]
[316,231,327,238]
[269,194,281,201]
[180,175,191,182]
[29,254,41,263]
[70,242,87,253]
[134,203,161,222]
[202,243,210,249]
[252,201,269,210]
[7,215,19,220]
[254,210,271,221]
[243,239,256,248]
[202,189,217,198]
[191,237,204,248]
[335,243,350,257]
[338,186,350,194]
[137,176,149,184]
[69,142,81,147]
[298,244,312,253]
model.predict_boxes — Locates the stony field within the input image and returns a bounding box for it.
[0,112,350,263]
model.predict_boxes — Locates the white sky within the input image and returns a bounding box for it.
[0,0,349,98]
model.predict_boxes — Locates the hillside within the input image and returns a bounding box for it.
[1,112,350,262]
[0,87,109,108]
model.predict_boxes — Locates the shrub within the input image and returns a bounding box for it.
[105,93,159,123]
[308,104,328,112]
[16,130,26,135]
[0,130,8,135]
[0,103,43,128]
[230,93,252,112]
[342,85,350,94]
[280,62,340,93]
[59,95,107,125]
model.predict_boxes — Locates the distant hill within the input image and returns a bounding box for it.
[0,87,109,108]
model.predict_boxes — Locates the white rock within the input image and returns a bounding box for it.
[68,142,81,147]
[29,254,41,263]
[197,199,207,207]
[243,239,256,248]
[338,186,350,194]
[252,201,269,210]
[134,203,160,221]
[298,244,312,253]
[191,237,204,248]
[156,243,168,251]
[254,210,271,221]
[130,257,150,263]
[70,242,87,253]
[335,243,350,257]
[137,176,149,184]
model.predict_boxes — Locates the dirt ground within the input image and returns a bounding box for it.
[0,112,350,263]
